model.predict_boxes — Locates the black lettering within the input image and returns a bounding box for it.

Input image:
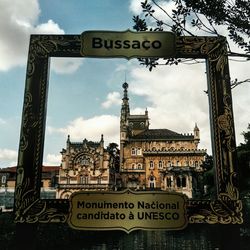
[138,201,144,209]
[152,40,161,49]
[120,213,126,220]
[159,212,164,220]
[104,40,113,50]
[132,40,140,49]
[114,40,122,49]
[92,37,103,48]
[165,212,171,220]
[123,40,130,49]
[172,212,179,220]
[142,40,150,50]
[77,201,84,208]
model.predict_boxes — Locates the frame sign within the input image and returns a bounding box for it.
[81,30,176,58]
[69,190,187,233]
[14,29,243,233]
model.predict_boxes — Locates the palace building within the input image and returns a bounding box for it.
[56,135,116,199]
[119,82,207,198]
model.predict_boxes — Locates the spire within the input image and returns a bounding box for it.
[194,123,200,143]
[121,82,130,121]
[122,82,129,101]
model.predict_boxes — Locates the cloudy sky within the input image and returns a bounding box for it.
[0,0,249,167]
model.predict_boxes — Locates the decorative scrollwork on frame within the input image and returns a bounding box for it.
[15,34,242,227]
[27,35,81,78]
[217,94,236,152]
[189,173,243,224]
[19,92,38,151]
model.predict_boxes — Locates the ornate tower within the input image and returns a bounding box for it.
[120,82,130,169]
[194,123,200,148]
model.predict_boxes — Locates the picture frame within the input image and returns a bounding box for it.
[14,32,243,226]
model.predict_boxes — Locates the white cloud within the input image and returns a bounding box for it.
[125,61,211,152]
[50,58,83,75]
[0,0,82,74]
[101,92,121,108]
[0,148,18,167]
[34,19,64,34]
[0,118,6,125]
[49,115,120,146]
[43,153,61,166]
[129,0,145,14]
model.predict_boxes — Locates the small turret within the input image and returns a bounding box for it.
[66,135,70,152]
[100,134,104,168]
[194,123,200,148]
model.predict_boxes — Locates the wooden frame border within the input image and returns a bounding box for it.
[14,34,243,225]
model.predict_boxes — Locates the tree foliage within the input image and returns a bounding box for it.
[133,0,250,83]
[237,124,250,191]
[107,143,120,172]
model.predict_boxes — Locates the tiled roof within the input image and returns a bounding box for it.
[130,129,194,141]
[0,166,60,173]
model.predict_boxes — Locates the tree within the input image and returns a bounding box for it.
[201,154,216,198]
[132,0,250,87]
[237,124,250,191]
[107,143,120,173]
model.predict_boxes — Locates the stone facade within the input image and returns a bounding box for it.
[56,135,116,199]
[119,82,207,198]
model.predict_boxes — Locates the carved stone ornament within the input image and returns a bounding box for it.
[14,32,242,227]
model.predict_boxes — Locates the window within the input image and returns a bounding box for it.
[158,161,163,169]
[137,163,143,169]
[149,161,154,169]
[182,177,187,187]
[66,177,70,184]
[149,176,155,189]
[167,177,172,187]
[97,176,101,184]
[131,147,142,156]
[131,163,136,170]
[137,148,142,155]
[131,148,136,155]
[84,176,89,184]
[195,161,198,167]
[176,177,181,188]
[80,175,84,184]
[176,161,179,166]
[167,161,171,167]
[1,175,6,184]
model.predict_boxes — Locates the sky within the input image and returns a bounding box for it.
[0,0,249,167]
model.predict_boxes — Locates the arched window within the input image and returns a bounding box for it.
[167,177,172,187]
[137,163,143,169]
[131,163,136,169]
[176,177,181,188]
[158,161,163,169]
[137,148,142,155]
[150,161,154,169]
[182,177,186,187]
[1,175,6,184]
[80,175,84,184]
[131,148,136,155]
[97,176,101,184]
[66,177,70,184]
[149,175,155,189]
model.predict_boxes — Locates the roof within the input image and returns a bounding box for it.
[130,129,194,141]
[0,166,60,173]
[69,139,100,149]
